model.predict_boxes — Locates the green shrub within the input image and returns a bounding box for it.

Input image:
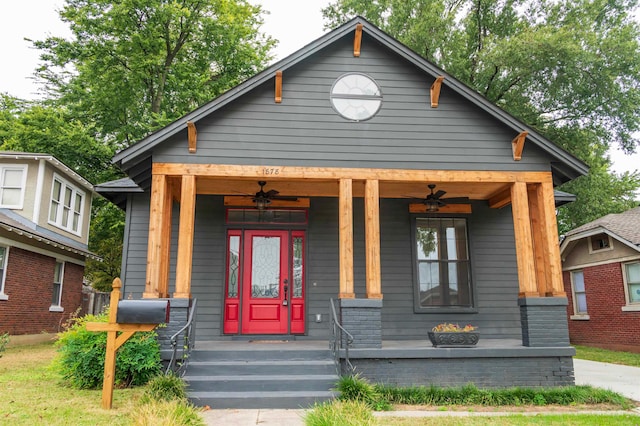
[304,400,374,426]
[336,374,391,411]
[54,311,161,389]
[375,383,631,408]
[0,333,9,357]
[141,373,188,403]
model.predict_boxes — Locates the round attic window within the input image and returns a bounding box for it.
[330,73,382,121]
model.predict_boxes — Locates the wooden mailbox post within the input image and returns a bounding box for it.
[86,278,166,409]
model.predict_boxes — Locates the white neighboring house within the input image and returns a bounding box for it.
[0,152,96,338]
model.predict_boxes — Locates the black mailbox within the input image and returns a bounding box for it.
[116,300,170,324]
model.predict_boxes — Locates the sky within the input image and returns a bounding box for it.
[0,0,638,175]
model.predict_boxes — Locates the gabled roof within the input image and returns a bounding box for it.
[561,206,640,254]
[112,16,588,183]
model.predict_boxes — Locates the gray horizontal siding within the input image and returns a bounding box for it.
[153,34,550,172]
[121,192,522,342]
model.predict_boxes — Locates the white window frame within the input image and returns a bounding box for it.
[622,261,640,312]
[48,174,85,236]
[50,261,64,312]
[0,164,27,209]
[0,245,9,300]
[570,269,589,320]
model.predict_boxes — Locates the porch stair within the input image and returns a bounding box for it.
[184,340,339,409]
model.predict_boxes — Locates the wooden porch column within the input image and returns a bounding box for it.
[339,178,355,298]
[364,179,382,299]
[527,184,549,296]
[540,180,565,296]
[174,175,196,298]
[510,181,538,297]
[144,174,172,298]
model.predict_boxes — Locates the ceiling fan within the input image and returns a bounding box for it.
[413,184,470,212]
[252,181,298,210]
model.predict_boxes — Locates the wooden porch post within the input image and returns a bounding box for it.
[174,175,196,298]
[540,180,565,296]
[510,181,538,297]
[527,184,549,296]
[364,179,382,299]
[143,174,172,299]
[339,178,355,298]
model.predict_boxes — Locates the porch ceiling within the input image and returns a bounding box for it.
[194,177,506,201]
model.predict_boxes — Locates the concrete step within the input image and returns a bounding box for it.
[189,390,337,409]
[184,343,339,409]
[185,359,336,376]
[188,349,332,362]
[185,374,338,392]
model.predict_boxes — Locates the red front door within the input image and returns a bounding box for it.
[223,229,305,335]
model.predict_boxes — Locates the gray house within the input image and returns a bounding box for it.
[98,17,587,407]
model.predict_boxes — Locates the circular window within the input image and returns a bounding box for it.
[330,73,382,121]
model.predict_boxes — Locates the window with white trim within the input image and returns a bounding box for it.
[0,165,27,209]
[50,261,64,311]
[0,246,9,300]
[49,175,85,235]
[624,262,640,305]
[571,270,588,316]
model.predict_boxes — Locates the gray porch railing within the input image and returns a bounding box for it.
[165,298,197,376]
[329,298,354,375]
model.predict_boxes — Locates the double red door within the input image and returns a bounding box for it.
[223,230,305,334]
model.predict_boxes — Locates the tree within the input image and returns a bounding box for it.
[323,0,640,230]
[34,0,275,146]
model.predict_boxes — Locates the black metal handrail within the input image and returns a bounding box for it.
[166,298,197,376]
[329,298,354,375]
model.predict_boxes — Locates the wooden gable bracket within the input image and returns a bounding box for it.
[187,121,197,153]
[275,70,283,103]
[354,23,363,57]
[430,76,445,108]
[512,131,528,161]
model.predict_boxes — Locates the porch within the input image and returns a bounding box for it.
[181,338,575,408]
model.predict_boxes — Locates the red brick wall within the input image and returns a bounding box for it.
[564,262,640,352]
[0,247,85,335]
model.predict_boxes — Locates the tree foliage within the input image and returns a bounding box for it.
[8,1,275,290]
[34,0,275,146]
[323,0,640,230]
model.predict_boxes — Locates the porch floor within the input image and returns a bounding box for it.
[194,338,575,357]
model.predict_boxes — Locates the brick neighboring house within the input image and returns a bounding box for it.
[561,206,640,352]
[0,152,96,338]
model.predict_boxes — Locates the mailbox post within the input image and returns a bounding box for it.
[86,278,168,409]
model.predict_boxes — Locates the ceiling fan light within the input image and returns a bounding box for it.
[426,201,440,212]
[255,198,271,211]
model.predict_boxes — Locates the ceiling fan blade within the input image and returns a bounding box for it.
[272,195,299,201]
[433,190,447,199]
[266,189,280,197]
[442,197,470,204]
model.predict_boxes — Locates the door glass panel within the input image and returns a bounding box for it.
[293,237,303,298]
[227,236,240,298]
[251,236,280,298]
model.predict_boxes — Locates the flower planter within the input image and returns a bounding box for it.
[428,331,480,347]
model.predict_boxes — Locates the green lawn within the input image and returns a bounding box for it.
[0,343,143,425]
[574,345,640,367]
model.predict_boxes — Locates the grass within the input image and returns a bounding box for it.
[574,345,640,367]
[376,414,640,425]
[0,342,203,425]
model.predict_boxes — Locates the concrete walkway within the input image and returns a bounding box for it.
[200,359,640,425]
